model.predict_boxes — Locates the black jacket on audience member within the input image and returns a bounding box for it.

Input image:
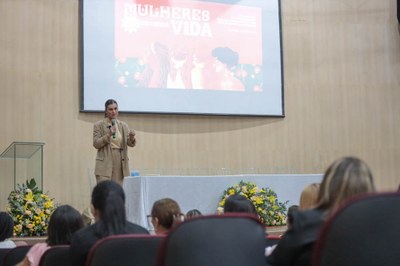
[266,209,326,266]
[70,221,149,266]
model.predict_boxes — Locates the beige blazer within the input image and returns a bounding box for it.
[93,119,136,177]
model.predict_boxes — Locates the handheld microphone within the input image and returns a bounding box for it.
[111,119,116,139]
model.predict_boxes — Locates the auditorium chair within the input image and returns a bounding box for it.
[157,214,266,266]
[313,192,400,266]
[2,245,31,266]
[85,234,164,266]
[38,245,70,266]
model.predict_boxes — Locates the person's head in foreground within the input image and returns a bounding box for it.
[316,156,375,214]
[185,209,202,220]
[0,212,14,243]
[91,180,127,236]
[69,180,148,266]
[16,205,84,266]
[265,156,376,266]
[223,194,258,215]
[299,183,320,210]
[151,198,182,234]
[46,205,84,245]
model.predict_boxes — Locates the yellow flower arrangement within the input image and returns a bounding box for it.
[218,180,288,226]
[7,179,56,236]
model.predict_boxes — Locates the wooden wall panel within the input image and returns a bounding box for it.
[0,0,399,211]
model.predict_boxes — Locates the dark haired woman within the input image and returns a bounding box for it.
[0,212,16,249]
[93,99,137,186]
[16,205,84,266]
[223,194,258,215]
[185,209,202,220]
[70,180,148,266]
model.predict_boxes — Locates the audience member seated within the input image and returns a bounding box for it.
[299,183,320,210]
[266,156,375,266]
[185,209,202,220]
[70,180,148,266]
[16,205,84,266]
[265,204,299,256]
[0,212,16,249]
[286,205,299,229]
[150,198,183,235]
[223,194,258,215]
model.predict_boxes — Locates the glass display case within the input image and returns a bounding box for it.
[0,142,44,191]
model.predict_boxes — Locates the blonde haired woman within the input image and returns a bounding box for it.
[299,183,321,210]
[266,157,375,266]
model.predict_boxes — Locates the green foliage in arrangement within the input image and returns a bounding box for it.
[7,179,56,236]
[218,180,288,226]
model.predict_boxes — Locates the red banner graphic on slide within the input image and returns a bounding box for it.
[114,0,262,65]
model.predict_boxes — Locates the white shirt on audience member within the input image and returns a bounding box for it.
[0,239,16,248]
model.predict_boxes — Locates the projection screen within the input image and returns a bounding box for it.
[80,0,284,116]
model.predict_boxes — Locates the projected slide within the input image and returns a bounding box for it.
[81,0,284,116]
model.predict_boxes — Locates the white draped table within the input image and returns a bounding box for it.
[123,174,322,229]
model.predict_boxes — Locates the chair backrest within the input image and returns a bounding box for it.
[313,192,400,266]
[157,214,267,266]
[2,245,31,266]
[85,234,164,266]
[39,245,70,266]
